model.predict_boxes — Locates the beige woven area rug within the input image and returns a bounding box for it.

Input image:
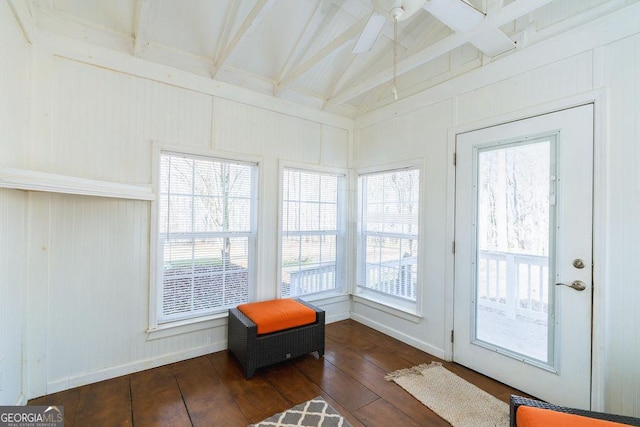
[386,362,509,427]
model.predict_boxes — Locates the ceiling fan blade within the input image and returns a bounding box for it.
[352,13,386,54]
[471,28,516,56]
[423,0,484,32]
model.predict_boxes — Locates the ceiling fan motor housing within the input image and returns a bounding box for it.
[372,0,426,22]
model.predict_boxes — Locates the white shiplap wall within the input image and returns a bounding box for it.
[44,57,213,182]
[46,195,150,381]
[0,0,30,406]
[353,100,453,357]
[0,1,29,169]
[600,32,640,416]
[23,45,351,396]
[0,189,27,405]
[353,2,640,417]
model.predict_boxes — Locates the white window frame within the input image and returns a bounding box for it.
[356,160,423,317]
[149,144,259,334]
[278,161,347,300]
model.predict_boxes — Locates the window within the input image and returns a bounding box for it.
[157,151,257,323]
[358,167,420,303]
[280,167,345,297]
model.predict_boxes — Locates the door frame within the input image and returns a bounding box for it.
[443,90,608,411]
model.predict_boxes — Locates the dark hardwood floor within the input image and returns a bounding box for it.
[28,319,528,426]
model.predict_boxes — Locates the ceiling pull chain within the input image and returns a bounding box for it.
[392,15,398,101]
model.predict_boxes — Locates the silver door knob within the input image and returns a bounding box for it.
[572,259,586,269]
[555,280,586,291]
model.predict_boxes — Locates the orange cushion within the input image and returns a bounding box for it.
[237,299,316,335]
[517,406,631,427]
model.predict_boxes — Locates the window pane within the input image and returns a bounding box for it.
[161,237,250,318]
[194,196,221,232]
[319,204,337,230]
[193,159,216,196]
[167,156,193,195]
[475,140,553,364]
[299,202,319,231]
[158,152,255,323]
[281,168,342,297]
[283,201,299,232]
[167,195,193,233]
[300,172,320,202]
[320,175,338,203]
[359,168,419,302]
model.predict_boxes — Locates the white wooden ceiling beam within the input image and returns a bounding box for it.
[133,0,151,57]
[213,0,275,78]
[275,16,369,95]
[325,0,554,109]
[7,0,36,43]
[324,53,358,104]
[213,0,240,71]
[273,2,322,96]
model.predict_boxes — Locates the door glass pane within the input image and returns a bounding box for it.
[474,138,555,365]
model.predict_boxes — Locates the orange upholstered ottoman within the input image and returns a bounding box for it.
[510,395,640,427]
[237,298,317,335]
[227,298,325,378]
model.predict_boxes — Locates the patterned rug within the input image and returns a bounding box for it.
[250,396,352,427]
[386,362,509,427]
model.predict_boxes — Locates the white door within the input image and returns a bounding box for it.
[453,104,593,409]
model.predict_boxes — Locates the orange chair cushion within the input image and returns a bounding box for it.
[237,298,317,335]
[517,406,630,427]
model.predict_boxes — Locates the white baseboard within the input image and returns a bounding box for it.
[350,313,445,360]
[326,312,351,324]
[45,342,226,396]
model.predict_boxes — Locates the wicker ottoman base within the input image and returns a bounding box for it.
[227,299,325,379]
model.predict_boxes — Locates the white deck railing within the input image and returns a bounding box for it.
[288,263,336,296]
[477,250,549,321]
[286,252,546,315]
[287,257,418,300]
[363,256,417,300]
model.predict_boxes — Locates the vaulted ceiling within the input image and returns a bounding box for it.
[23,0,615,117]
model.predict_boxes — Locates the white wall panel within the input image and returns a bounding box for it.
[0,0,30,405]
[353,101,453,355]
[320,125,349,169]
[356,102,451,168]
[46,195,149,381]
[37,58,213,184]
[212,97,322,163]
[455,52,593,125]
[0,189,27,405]
[0,1,30,168]
[600,33,640,417]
